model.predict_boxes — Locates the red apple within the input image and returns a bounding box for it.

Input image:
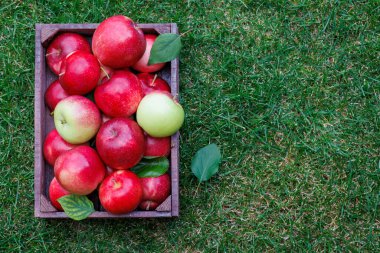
[137,73,171,96]
[43,129,86,166]
[44,79,70,112]
[99,170,142,214]
[49,177,70,211]
[92,15,146,68]
[144,134,171,157]
[54,146,106,195]
[139,173,171,210]
[46,32,91,75]
[94,70,143,118]
[59,51,100,95]
[96,118,145,170]
[132,34,166,73]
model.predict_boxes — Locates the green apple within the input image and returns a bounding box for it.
[136,92,184,137]
[54,95,101,144]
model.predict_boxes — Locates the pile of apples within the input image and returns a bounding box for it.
[44,15,184,214]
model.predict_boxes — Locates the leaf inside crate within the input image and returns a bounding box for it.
[131,157,169,178]
[58,194,95,220]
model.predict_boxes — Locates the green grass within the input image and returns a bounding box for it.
[0,0,379,251]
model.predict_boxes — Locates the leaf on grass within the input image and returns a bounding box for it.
[191,144,221,182]
[131,157,169,178]
[57,194,95,221]
[148,33,182,65]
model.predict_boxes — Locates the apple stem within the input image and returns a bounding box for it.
[150,74,158,87]
[50,111,54,116]
[45,50,61,57]
[100,66,110,80]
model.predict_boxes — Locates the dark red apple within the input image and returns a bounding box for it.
[46,32,91,75]
[132,34,166,73]
[94,70,143,118]
[144,134,171,157]
[99,170,142,214]
[96,118,145,170]
[49,177,70,211]
[139,173,171,210]
[54,146,106,195]
[92,15,146,68]
[43,129,86,166]
[137,73,171,96]
[59,51,100,95]
[44,79,70,112]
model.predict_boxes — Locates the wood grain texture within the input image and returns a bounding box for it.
[34,23,180,218]
[156,195,172,211]
[170,23,180,217]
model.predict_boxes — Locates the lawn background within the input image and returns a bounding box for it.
[0,0,379,252]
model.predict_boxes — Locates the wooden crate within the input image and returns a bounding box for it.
[34,23,180,218]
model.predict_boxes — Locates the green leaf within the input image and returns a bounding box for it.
[131,157,169,178]
[148,33,182,65]
[191,144,222,182]
[57,194,95,221]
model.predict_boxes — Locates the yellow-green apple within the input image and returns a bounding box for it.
[99,170,142,214]
[132,34,166,73]
[137,73,170,96]
[96,118,145,170]
[44,79,69,112]
[54,146,106,195]
[54,95,101,144]
[144,134,171,157]
[139,173,171,210]
[92,15,146,68]
[94,70,143,118]
[59,51,100,95]
[43,129,86,166]
[49,177,70,211]
[136,91,184,137]
[46,32,91,75]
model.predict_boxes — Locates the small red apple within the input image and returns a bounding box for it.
[54,146,106,195]
[92,15,146,68]
[144,134,171,157]
[44,79,70,112]
[59,51,100,95]
[137,73,171,96]
[132,34,166,73]
[43,129,86,166]
[99,170,143,214]
[94,70,143,118]
[139,173,171,210]
[46,32,91,75]
[49,177,70,211]
[96,118,145,170]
